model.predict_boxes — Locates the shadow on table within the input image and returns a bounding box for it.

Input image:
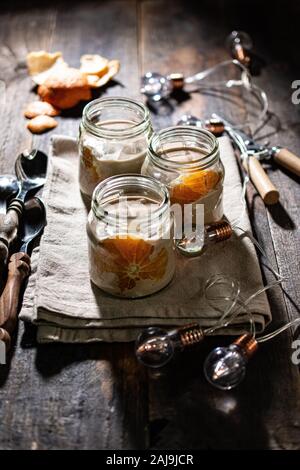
[147,337,273,449]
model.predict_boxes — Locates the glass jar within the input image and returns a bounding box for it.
[87,174,175,298]
[79,97,153,198]
[142,126,224,225]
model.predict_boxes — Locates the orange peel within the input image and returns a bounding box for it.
[86,60,120,88]
[80,54,109,77]
[26,51,68,85]
[26,50,120,110]
[37,67,92,109]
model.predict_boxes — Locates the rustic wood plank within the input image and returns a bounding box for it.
[140,0,300,449]
[0,0,149,450]
[0,0,299,451]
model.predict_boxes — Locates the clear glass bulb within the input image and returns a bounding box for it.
[226,31,253,52]
[176,221,232,257]
[135,327,174,368]
[135,324,204,368]
[176,114,203,127]
[140,72,173,102]
[204,344,247,390]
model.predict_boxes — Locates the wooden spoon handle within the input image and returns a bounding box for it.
[243,156,280,205]
[0,252,31,352]
[273,148,300,177]
[0,201,23,274]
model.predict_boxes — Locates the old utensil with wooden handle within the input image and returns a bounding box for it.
[0,197,47,353]
[0,149,48,270]
[13,149,48,206]
[177,114,280,205]
[210,113,280,205]
[210,113,300,179]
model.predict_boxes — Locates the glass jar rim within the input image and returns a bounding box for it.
[91,174,170,224]
[82,96,151,139]
[148,126,220,170]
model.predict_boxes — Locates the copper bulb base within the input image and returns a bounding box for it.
[233,333,258,359]
[207,220,233,242]
[205,118,225,137]
[168,73,184,90]
[177,323,204,347]
[233,44,251,66]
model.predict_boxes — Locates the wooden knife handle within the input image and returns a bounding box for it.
[0,252,31,352]
[273,148,300,177]
[243,156,280,205]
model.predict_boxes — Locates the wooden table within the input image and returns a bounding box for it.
[0,0,299,450]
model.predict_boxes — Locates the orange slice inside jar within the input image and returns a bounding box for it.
[96,236,168,292]
[169,169,221,205]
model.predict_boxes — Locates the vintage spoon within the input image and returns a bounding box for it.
[0,175,20,214]
[14,149,48,203]
[18,196,47,253]
[0,150,48,269]
[0,197,47,352]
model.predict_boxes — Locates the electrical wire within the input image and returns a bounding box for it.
[201,220,299,345]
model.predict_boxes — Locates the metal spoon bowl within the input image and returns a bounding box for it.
[14,149,48,202]
[19,197,47,253]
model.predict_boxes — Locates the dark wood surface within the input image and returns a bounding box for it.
[0,0,299,450]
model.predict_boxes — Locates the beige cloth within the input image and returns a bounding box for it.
[19,135,271,343]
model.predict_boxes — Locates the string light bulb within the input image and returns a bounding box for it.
[177,115,225,136]
[204,334,258,390]
[140,72,183,102]
[176,220,233,257]
[226,31,253,66]
[135,323,204,368]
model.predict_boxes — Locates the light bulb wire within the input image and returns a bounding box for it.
[185,59,268,134]
[202,223,300,345]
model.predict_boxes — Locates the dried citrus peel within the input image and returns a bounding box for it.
[27,51,68,85]
[80,54,109,76]
[86,60,120,88]
[26,51,120,89]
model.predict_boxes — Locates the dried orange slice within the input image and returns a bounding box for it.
[97,236,168,292]
[170,170,220,205]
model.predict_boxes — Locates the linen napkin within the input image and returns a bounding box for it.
[19,135,271,343]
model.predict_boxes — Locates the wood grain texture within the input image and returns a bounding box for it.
[0,0,299,450]
[0,0,148,450]
[0,252,31,349]
[140,0,300,450]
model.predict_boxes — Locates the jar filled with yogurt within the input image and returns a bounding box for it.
[79,97,153,198]
[87,174,175,298]
[142,126,224,225]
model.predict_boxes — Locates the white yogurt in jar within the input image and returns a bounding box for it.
[87,177,175,298]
